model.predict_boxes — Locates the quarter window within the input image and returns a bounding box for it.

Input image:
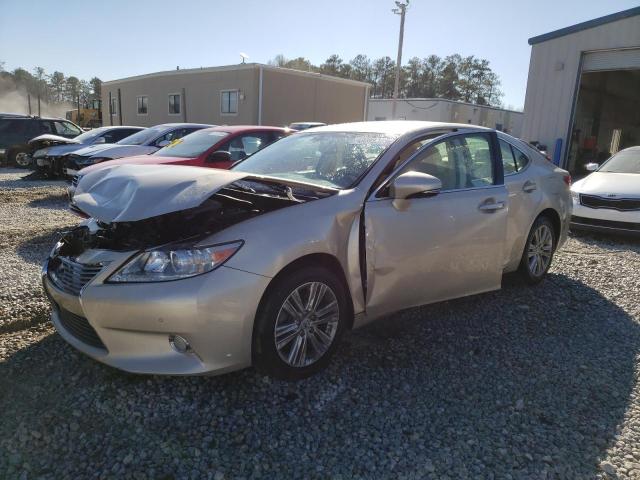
[397,133,495,190]
[499,139,530,175]
[221,90,238,114]
[168,94,181,115]
[137,96,148,115]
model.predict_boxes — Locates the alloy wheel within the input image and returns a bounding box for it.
[527,224,553,277]
[15,152,31,167]
[274,281,339,368]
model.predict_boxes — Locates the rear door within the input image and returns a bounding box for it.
[364,132,508,318]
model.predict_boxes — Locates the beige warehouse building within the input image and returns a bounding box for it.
[102,64,370,128]
[522,7,640,176]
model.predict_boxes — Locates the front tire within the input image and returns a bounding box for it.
[518,215,556,284]
[253,266,348,380]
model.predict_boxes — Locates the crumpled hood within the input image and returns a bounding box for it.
[34,143,88,158]
[78,154,192,176]
[572,172,640,198]
[28,134,80,150]
[71,143,157,159]
[74,164,249,222]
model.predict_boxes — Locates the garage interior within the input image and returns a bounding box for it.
[567,55,640,177]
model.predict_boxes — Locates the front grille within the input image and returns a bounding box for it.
[580,194,640,211]
[58,306,106,350]
[572,215,640,232]
[48,256,104,295]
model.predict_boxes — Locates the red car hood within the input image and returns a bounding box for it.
[80,155,195,175]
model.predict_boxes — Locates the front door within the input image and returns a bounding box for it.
[364,132,508,319]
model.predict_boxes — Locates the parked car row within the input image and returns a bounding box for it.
[43,120,577,380]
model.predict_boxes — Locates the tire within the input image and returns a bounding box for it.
[518,215,556,285]
[7,147,30,168]
[253,266,348,380]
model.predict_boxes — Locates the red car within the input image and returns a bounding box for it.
[69,125,288,215]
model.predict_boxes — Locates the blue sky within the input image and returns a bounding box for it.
[1,0,638,108]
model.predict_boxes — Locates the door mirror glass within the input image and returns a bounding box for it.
[207,150,232,164]
[157,140,171,148]
[585,162,599,172]
[390,172,442,199]
[94,137,106,144]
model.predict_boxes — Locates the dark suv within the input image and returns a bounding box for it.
[0,114,83,166]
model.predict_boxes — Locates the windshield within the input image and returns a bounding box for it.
[74,127,108,143]
[116,127,161,146]
[599,149,640,174]
[153,130,229,158]
[233,132,396,189]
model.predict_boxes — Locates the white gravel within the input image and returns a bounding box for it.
[1,167,639,479]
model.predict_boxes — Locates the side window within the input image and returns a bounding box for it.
[137,96,148,115]
[104,129,138,143]
[221,90,238,114]
[54,121,81,136]
[499,139,517,175]
[38,121,54,134]
[168,94,181,115]
[241,133,274,156]
[397,133,494,191]
[512,145,530,171]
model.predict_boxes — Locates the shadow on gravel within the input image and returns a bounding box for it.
[27,193,69,210]
[1,273,638,478]
[569,230,640,252]
[14,228,67,267]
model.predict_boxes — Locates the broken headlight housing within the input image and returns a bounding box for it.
[76,156,108,166]
[108,241,243,283]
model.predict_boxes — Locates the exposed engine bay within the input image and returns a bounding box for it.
[58,179,334,255]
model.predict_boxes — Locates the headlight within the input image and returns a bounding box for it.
[0,148,6,156]
[34,148,49,158]
[107,241,243,283]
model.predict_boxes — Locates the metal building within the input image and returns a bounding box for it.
[101,64,370,128]
[521,7,640,176]
[367,98,523,136]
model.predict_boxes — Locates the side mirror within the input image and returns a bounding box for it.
[390,172,442,199]
[585,162,599,172]
[94,137,106,144]
[207,150,232,163]
[157,140,171,148]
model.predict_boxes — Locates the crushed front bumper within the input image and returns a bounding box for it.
[42,251,270,375]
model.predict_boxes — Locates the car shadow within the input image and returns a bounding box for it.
[569,230,640,252]
[27,192,69,210]
[14,228,70,267]
[1,273,638,478]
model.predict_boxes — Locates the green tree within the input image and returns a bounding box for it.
[348,54,372,82]
[65,76,81,103]
[320,54,343,76]
[49,71,65,102]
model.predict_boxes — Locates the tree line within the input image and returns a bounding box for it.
[269,53,503,107]
[0,61,102,109]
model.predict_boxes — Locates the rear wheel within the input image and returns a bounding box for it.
[7,147,30,168]
[253,266,348,380]
[518,216,556,284]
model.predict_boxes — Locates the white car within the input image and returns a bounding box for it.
[571,146,640,236]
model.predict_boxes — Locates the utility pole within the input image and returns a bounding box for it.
[391,1,409,120]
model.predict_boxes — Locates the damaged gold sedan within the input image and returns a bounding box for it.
[43,121,572,379]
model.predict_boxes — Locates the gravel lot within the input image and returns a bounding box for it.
[1,167,639,479]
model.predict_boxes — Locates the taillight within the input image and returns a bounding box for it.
[563,175,572,186]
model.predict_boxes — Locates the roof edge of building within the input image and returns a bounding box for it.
[528,6,640,45]
[102,63,371,88]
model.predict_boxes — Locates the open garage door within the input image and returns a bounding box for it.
[583,48,640,72]
[566,50,640,177]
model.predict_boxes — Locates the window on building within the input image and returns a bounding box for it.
[168,94,181,115]
[110,97,117,116]
[137,96,148,115]
[221,90,238,114]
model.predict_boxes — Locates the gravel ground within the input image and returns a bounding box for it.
[1,167,639,479]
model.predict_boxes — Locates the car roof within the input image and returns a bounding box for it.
[151,123,214,129]
[307,120,492,135]
[198,125,287,134]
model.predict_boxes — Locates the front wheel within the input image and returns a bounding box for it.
[518,216,556,284]
[253,266,348,380]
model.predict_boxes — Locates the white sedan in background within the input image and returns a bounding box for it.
[571,146,640,236]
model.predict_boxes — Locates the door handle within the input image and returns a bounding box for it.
[478,199,505,212]
[523,180,537,193]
